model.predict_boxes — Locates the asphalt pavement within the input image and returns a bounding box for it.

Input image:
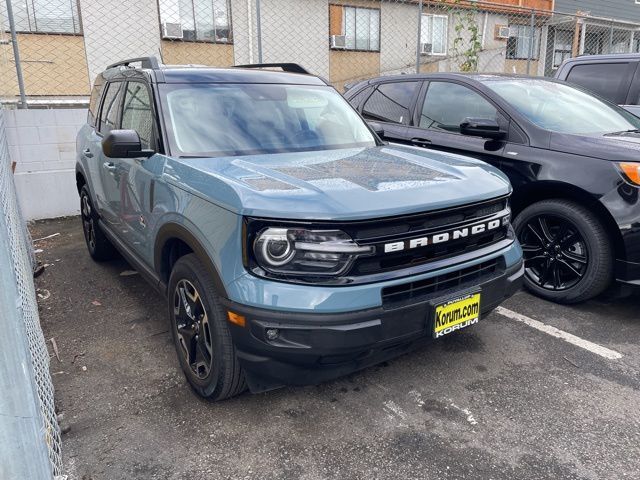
[33,216,640,480]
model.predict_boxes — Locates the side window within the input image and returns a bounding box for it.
[420,82,497,133]
[121,82,155,150]
[362,81,420,124]
[347,86,373,110]
[88,77,105,127]
[566,63,628,103]
[99,82,122,135]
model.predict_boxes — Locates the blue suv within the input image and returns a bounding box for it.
[76,58,523,400]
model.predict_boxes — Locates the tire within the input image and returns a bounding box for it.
[513,199,613,304]
[79,185,117,261]
[168,254,246,400]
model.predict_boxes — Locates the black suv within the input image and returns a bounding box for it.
[555,53,640,117]
[345,73,640,304]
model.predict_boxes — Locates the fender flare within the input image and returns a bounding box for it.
[154,222,228,298]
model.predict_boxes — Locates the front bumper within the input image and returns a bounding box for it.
[224,258,524,393]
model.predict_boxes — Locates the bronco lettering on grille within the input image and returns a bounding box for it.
[383,215,508,254]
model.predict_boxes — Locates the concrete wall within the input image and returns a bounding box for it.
[4,108,85,220]
[380,1,418,75]
[79,0,162,86]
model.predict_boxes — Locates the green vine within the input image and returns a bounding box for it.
[449,0,482,72]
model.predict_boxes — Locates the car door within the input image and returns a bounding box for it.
[404,80,508,170]
[94,80,125,225]
[102,80,159,258]
[360,80,421,142]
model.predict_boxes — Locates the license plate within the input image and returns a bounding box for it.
[433,292,481,338]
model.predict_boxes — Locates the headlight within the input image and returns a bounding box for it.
[251,227,373,278]
[617,162,640,185]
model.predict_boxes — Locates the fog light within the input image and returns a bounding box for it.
[266,328,280,340]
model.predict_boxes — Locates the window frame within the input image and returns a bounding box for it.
[414,80,509,137]
[506,24,541,61]
[119,80,160,152]
[421,14,448,56]
[330,4,381,53]
[157,0,233,44]
[1,0,83,35]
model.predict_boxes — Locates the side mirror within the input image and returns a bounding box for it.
[367,121,385,138]
[102,129,154,159]
[460,118,506,140]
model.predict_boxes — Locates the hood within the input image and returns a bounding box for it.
[550,131,640,161]
[162,145,511,221]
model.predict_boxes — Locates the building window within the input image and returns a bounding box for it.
[421,14,447,55]
[506,24,541,60]
[552,30,573,68]
[158,0,232,43]
[329,5,380,52]
[1,0,81,34]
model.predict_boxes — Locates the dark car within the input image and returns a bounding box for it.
[555,53,640,117]
[345,73,640,304]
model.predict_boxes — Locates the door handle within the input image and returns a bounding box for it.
[83,148,94,158]
[411,137,432,147]
[102,162,116,171]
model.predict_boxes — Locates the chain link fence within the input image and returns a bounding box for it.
[1,0,640,102]
[0,105,63,478]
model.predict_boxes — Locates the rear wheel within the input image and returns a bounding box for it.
[168,254,246,400]
[80,185,117,261]
[513,199,613,304]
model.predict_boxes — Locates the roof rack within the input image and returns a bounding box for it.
[233,63,310,75]
[106,57,160,71]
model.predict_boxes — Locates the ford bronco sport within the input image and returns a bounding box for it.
[76,57,523,400]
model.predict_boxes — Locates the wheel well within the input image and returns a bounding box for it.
[76,171,86,194]
[511,182,625,260]
[159,238,193,285]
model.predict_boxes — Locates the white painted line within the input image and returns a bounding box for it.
[495,306,623,360]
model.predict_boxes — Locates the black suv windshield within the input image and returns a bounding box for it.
[481,78,640,135]
[160,83,376,157]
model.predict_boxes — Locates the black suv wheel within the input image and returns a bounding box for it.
[513,199,613,304]
[168,254,246,400]
[80,185,117,261]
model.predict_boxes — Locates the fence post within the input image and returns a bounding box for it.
[416,0,423,74]
[526,9,535,75]
[255,0,263,63]
[609,23,614,53]
[4,0,27,109]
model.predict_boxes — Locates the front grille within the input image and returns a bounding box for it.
[381,258,504,310]
[349,196,510,277]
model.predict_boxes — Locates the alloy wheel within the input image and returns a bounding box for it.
[173,279,213,379]
[519,214,588,291]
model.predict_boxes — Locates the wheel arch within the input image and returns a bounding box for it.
[154,223,227,298]
[511,180,625,260]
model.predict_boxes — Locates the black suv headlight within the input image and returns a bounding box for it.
[245,221,373,282]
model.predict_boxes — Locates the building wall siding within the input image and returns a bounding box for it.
[555,0,640,22]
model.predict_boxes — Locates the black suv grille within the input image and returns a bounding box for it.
[349,196,510,277]
[381,258,504,310]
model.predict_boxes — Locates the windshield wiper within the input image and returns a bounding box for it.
[604,129,640,136]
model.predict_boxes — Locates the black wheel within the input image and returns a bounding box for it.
[80,185,117,261]
[513,199,613,304]
[168,254,246,400]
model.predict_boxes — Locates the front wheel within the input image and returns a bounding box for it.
[513,199,613,304]
[168,254,246,400]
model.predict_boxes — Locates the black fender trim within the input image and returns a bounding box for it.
[154,223,228,298]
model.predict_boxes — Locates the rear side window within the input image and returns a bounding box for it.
[362,81,420,124]
[566,63,628,103]
[88,77,104,127]
[347,86,373,109]
[99,82,122,135]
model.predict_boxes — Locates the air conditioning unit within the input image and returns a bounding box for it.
[163,22,184,39]
[495,25,511,40]
[331,35,346,49]
[420,43,433,54]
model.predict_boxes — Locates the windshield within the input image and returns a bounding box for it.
[481,78,640,135]
[160,83,376,157]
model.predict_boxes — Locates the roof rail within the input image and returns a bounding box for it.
[233,63,310,75]
[106,57,161,71]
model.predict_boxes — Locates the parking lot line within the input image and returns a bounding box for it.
[495,306,623,360]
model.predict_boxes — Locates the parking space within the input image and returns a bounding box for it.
[34,217,640,480]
